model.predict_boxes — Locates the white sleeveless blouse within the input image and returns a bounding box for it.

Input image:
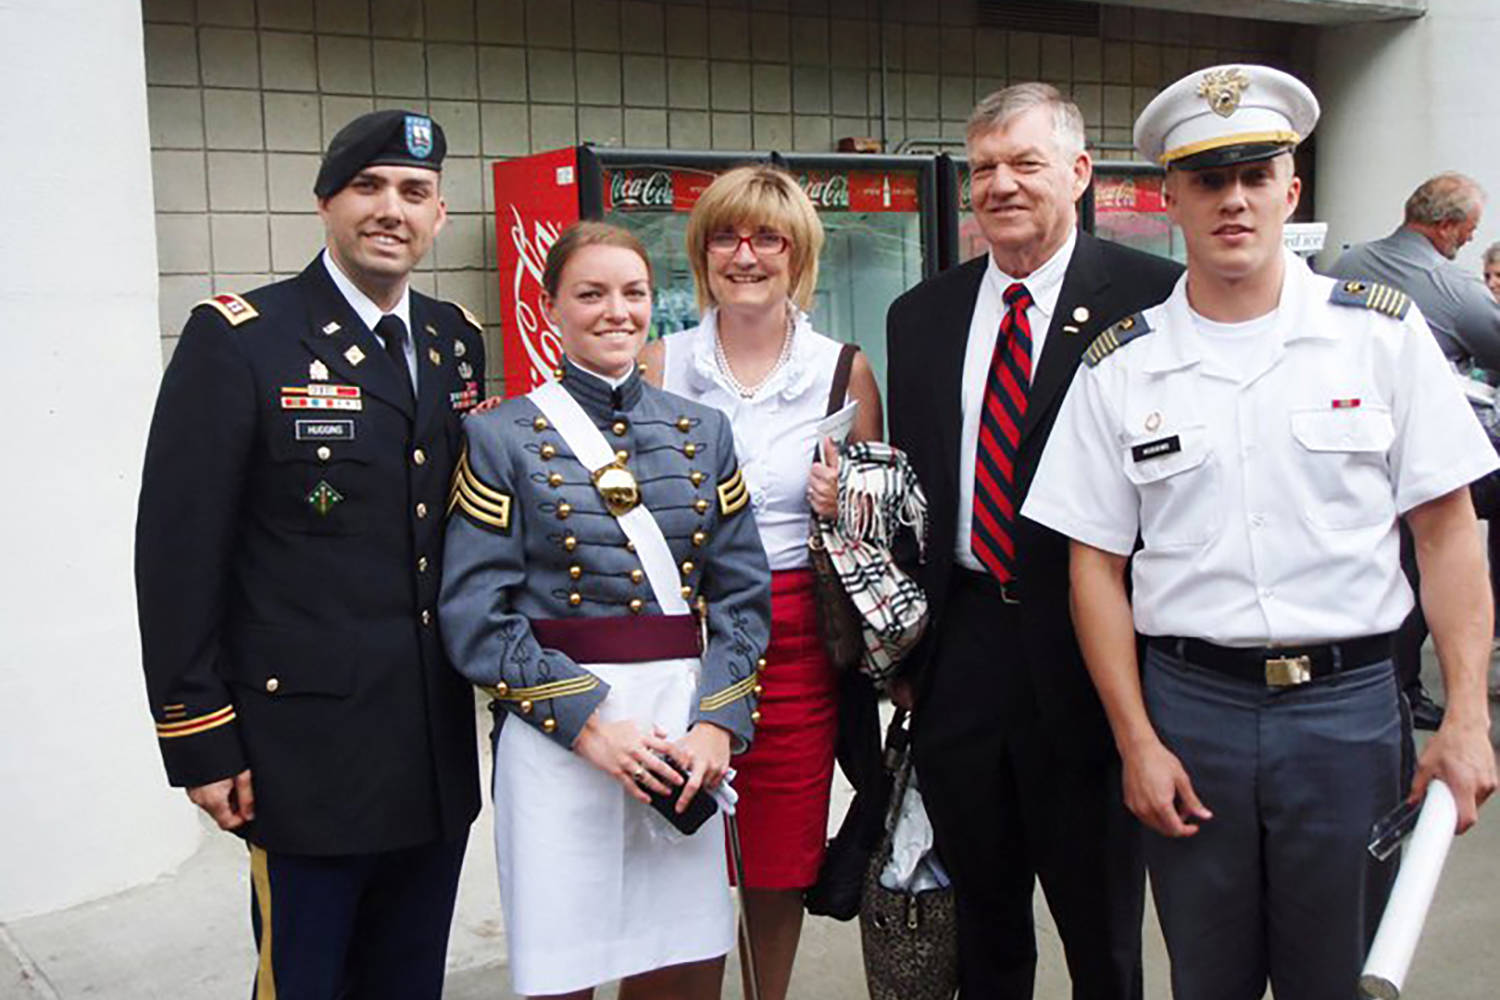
[660,308,845,571]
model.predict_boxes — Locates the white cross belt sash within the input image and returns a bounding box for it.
[529,380,690,618]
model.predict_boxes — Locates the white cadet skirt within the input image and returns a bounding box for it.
[491,655,734,996]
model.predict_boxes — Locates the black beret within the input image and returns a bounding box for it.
[314,109,446,199]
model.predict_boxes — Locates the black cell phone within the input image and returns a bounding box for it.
[639,756,718,836]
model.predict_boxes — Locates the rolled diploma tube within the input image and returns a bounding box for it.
[1359,780,1458,1000]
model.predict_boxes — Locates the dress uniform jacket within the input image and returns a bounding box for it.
[135,255,486,856]
[438,358,771,751]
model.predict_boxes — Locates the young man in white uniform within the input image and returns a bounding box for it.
[1023,65,1498,1000]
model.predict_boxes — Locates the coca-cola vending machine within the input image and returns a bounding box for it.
[492,146,942,402]
[937,154,1181,268]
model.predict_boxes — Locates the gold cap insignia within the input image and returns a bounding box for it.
[1197,67,1252,118]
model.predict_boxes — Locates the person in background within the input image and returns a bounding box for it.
[135,110,485,999]
[1026,64,1496,1000]
[440,221,772,1000]
[640,164,882,1000]
[1328,172,1500,730]
[885,83,1181,999]
[1484,241,1500,302]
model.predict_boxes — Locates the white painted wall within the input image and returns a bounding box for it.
[1315,0,1500,274]
[0,0,200,920]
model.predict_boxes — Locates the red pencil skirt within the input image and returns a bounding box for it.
[727,568,841,890]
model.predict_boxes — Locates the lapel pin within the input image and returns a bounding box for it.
[453,339,467,359]
[429,347,442,366]
[322,321,341,336]
[1145,411,1163,432]
[1062,325,1080,334]
[458,361,473,380]
[344,345,365,367]
[425,323,438,338]
[309,360,329,381]
[1073,306,1090,323]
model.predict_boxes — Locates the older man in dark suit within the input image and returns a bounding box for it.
[886,83,1181,999]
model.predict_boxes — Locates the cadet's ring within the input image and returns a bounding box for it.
[632,766,646,780]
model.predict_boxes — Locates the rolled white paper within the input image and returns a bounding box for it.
[1359,780,1458,1000]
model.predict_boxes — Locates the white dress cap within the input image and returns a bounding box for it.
[1134,64,1319,168]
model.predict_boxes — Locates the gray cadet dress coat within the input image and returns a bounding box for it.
[439,358,772,750]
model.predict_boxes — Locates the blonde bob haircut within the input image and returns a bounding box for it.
[685,165,825,312]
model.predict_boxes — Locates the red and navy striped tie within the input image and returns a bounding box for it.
[972,282,1033,582]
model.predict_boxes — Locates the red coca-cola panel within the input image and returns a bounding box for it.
[1095,175,1166,214]
[492,147,583,397]
[602,168,716,213]
[849,171,920,212]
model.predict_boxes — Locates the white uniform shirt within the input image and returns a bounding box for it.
[954,228,1077,571]
[1022,250,1499,646]
[660,307,844,571]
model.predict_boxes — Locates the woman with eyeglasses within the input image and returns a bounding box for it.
[640,164,883,1000]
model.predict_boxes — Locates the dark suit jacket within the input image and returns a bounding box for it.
[887,232,1182,752]
[135,257,486,855]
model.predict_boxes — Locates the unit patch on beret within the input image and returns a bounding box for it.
[194,293,259,327]
[448,445,511,534]
[1083,312,1153,367]
[1329,279,1411,320]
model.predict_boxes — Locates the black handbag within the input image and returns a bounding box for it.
[807,343,864,671]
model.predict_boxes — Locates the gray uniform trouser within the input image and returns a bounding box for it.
[1141,644,1402,1000]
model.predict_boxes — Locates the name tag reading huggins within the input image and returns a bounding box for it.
[1131,435,1182,462]
[295,419,355,441]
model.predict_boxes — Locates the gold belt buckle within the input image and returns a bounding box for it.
[1265,655,1312,687]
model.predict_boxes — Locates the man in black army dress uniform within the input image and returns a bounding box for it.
[135,110,485,999]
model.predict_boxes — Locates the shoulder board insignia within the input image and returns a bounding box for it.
[193,293,259,327]
[448,444,512,534]
[454,302,484,333]
[1083,312,1152,367]
[1329,279,1411,320]
[717,467,749,517]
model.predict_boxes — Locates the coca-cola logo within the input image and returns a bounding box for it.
[798,173,849,210]
[505,204,564,389]
[609,170,673,209]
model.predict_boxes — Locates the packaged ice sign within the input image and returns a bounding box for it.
[1283,222,1327,256]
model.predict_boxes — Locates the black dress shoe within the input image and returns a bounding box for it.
[1407,685,1445,731]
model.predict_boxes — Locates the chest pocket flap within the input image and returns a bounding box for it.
[1122,427,1211,485]
[1290,407,1394,454]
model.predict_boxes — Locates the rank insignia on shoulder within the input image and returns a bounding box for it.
[455,302,484,333]
[717,468,749,517]
[449,445,512,534]
[194,293,259,327]
[1083,312,1152,367]
[1330,279,1411,319]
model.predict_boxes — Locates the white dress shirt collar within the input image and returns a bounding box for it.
[321,248,411,335]
[982,226,1077,325]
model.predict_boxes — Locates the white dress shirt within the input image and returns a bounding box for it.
[322,249,417,390]
[954,227,1077,571]
[1023,250,1499,646]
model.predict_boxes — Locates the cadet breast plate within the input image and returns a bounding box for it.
[593,461,640,517]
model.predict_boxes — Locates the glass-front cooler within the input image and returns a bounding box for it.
[492,146,942,400]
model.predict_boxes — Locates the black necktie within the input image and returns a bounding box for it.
[374,314,414,402]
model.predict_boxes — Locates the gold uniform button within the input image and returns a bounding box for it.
[691,531,706,547]
[494,682,509,697]
[412,448,427,466]
[564,535,578,552]
[677,416,692,432]
[756,657,767,670]
[569,591,582,606]
[612,421,628,436]
[630,569,644,584]
[681,560,694,576]
[533,416,549,431]
[519,699,533,715]
[540,443,557,460]
[694,498,709,514]
[680,585,693,599]
[615,449,629,463]
[316,445,332,461]
[625,540,636,553]
[569,564,583,580]
[265,677,280,694]
[750,710,762,724]
[690,471,705,486]
[417,556,429,573]
[684,443,698,458]
[753,683,764,696]
[556,502,572,520]
[548,472,564,487]
[629,598,644,614]
[421,609,432,626]
[415,502,428,519]
[542,718,558,734]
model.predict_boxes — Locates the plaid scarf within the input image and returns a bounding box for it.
[817,441,929,682]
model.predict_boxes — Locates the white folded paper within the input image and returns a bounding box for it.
[1359,780,1458,1000]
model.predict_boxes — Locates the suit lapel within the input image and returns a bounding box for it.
[1020,232,1108,447]
[937,259,988,495]
[296,259,416,421]
[412,297,450,440]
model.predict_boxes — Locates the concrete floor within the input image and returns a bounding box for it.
[4,653,1499,1000]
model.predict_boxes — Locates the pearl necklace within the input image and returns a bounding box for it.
[714,309,796,399]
